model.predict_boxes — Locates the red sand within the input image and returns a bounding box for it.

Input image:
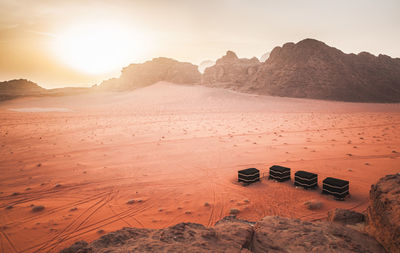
[0,82,399,252]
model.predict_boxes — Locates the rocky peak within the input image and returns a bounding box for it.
[216,50,239,64]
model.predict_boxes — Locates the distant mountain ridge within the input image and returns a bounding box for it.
[2,39,400,102]
[0,79,90,101]
[0,79,44,94]
[249,39,400,102]
[99,38,400,102]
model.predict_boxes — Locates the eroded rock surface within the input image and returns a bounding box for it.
[202,39,400,102]
[60,220,253,253]
[366,173,400,253]
[250,38,400,102]
[61,216,384,253]
[252,216,384,253]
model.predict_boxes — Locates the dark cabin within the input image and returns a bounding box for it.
[322,177,349,200]
[238,168,260,184]
[294,170,318,189]
[269,165,291,182]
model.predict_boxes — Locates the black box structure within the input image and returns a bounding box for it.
[294,170,318,189]
[238,168,260,184]
[269,165,291,182]
[322,177,349,199]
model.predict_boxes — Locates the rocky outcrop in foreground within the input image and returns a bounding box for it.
[61,216,384,253]
[366,174,400,253]
[98,57,201,91]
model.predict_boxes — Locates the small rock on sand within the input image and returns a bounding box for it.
[32,205,45,212]
[304,200,323,210]
[126,199,135,205]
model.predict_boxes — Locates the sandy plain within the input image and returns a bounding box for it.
[0,82,399,252]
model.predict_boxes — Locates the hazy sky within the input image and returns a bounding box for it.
[0,0,399,88]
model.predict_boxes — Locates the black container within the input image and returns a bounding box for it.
[238,168,260,184]
[269,165,291,182]
[322,177,349,199]
[294,170,318,189]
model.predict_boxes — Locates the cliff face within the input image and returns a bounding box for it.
[202,39,400,102]
[99,57,201,91]
[366,174,400,252]
[249,39,400,102]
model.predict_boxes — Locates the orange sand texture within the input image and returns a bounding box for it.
[0,82,399,252]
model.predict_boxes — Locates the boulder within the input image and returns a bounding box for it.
[327,208,365,225]
[366,174,400,253]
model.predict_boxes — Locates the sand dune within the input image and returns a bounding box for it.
[0,82,399,252]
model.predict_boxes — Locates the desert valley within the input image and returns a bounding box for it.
[0,2,400,249]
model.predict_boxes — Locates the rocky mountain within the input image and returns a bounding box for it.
[251,39,400,102]
[0,79,45,101]
[202,39,400,102]
[61,174,400,253]
[202,51,261,92]
[98,57,201,91]
[0,79,44,94]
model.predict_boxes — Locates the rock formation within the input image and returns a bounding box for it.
[202,39,400,102]
[250,39,400,102]
[61,220,253,253]
[98,57,201,91]
[0,79,45,101]
[202,51,261,92]
[61,216,385,252]
[251,216,383,253]
[366,173,400,252]
[0,79,44,94]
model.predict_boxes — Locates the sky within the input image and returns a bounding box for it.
[0,0,399,88]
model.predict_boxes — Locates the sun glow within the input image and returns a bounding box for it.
[53,22,144,74]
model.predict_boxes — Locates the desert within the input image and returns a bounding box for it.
[1,1,400,252]
[1,82,399,252]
